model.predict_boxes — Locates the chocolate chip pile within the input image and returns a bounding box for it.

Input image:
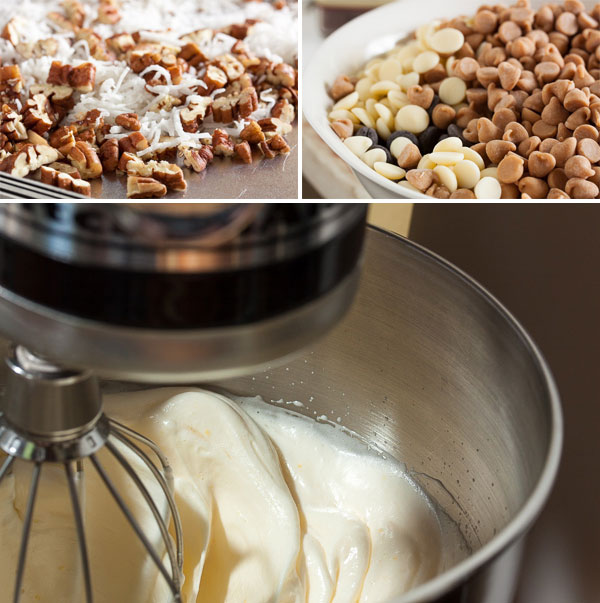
[327,0,600,198]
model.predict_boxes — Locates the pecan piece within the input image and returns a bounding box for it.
[258,117,292,138]
[178,43,209,68]
[212,86,258,122]
[40,166,91,196]
[49,126,77,155]
[0,144,60,177]
[106,33,135,55]
[22,94,55,135]
[30,84,75,111]
[98,0,121,25]
[98,139,119,172]
[75,29,112,61]
[115,112,141,131]
[180,145,213,172]
[0,65,23,99]
[180,97,212,133]
[150,162,187,191]
[268,134,291,155]
[118,132,149,154]
[213,54,245,82]
[271,98,295,123]
[63,0,86,27]
[47,161,81,179]
[128,44,162,73]
[67,141,102,179]
[258,141,276,159]
[235,141,252,164]
[266,62,296,87]
[240,120,265,144]
[16,38,59,59]
[47,12,79,33]
[212,129,235,156]
[127,175,167,199]
[1,104,27,141]
[1,18,21,46]
[203,65,228,92]
[47,61,96,93]
[117,151,141,173]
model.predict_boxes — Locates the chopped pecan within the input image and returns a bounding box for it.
[106,33,135,55]
[180,29,213,46]
[49,126,77,155]
[118,132,149,154]
[67,141,102,179]
[47,161,81,179]
[150,162,187,191]
[98,0,121,25]
[47,61,96,93]
[22,94,54,135]
[266,62,297,88]
[240,120,265,144]
[40,166,91,196]
[180,97,212,133]
[178,43,209,68]
[16,38,59,59]
[203,65,228,92]
[180,145,213,172]
[235,141,252,164]
[271,98,295,124]
[0,132,12,152]
[212,86,258,122]
[117,151,140,173]
[27,130,49,146]
[213,54,245,82]
[127,175,167,199]
[267,134,291,155]
[128,44,162,73]
[30,84,75,110]
[0,65,23,100]
[224,21,254,40]
[1,18,20,46]
[115,113,141,131]
[62,0,86,27]
[47,12,79,33]
[0,144,60,177]
[98,139,119,172]
[258,141,276,159]
[146,94,181,112]
[212,129,234,156]
[258,117,292,138]
[1,104,27,142]
[70,109,104,146]
[96,123,112,145]
[75,29,112,61]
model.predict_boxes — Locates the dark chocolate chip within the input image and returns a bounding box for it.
[438,134,449,142]
[370,144,393,163]
[418,126,444,154]
[447,124,471,146]
[427,95,441,118]
[387,130,419,149]
[356,126,378,146]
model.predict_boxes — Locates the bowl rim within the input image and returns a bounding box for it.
[366,225,563,601]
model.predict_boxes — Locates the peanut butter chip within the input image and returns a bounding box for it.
[528,151,557,178]
[565,155,595,179]
[555,12,579,36]
[497,153,524,184]
[498,62,521,90]
[498,21,522,44]
[577,138,600,163]
[473,9,498,34]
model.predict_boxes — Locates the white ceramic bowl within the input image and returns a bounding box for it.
[303,0,527,199]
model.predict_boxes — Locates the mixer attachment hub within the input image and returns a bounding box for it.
[0,346,184,603]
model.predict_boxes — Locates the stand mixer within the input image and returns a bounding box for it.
[0,202,367,603]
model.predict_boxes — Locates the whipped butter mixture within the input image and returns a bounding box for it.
[0,388,449,602]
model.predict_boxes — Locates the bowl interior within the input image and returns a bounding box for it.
[303,0,553,199]
[221,227,562,600]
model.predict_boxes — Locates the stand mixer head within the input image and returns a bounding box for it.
[0,203,367,603]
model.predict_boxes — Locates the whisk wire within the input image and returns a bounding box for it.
[14,463,42,603]
[105,438,181,593]
[65,461,93,603]
[0,454,15,484]
[110,424,184,570]
[90,453,181,599]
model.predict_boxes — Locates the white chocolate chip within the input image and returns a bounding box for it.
[329,109,360,124]
[462,146,485,170]
[413,50,440,74]
[453,160,481,189]
[418,153,436,169]
[370,80,401,97]
[387,89,409,110]
[333,91,359,111]
[365,97,378,119]
[433,137,463,152]
[351,107,375,128]
[438,77,467,105]
[378,58,403,82]
[374,102,394,125]
[356,78,374,100]
[390,136,412,159]
[480,167,499,179]
[429,28,465,55]
[374,161,406,179]
[433,164,458,192]
[474,176,502,199]
[394,104,430,134]
[344,135,373,156]
[363,147,388,168]
[429,151,464,165]
[376,117,392,139]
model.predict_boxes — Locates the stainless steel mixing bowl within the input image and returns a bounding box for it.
[220,226,563,603]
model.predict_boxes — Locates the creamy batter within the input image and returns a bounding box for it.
[0,388,449,602]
